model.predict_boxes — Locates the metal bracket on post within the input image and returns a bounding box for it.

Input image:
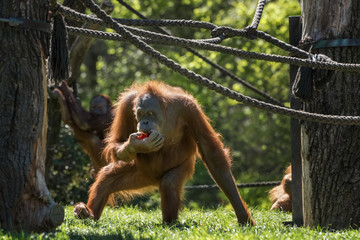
[0,17,50,33]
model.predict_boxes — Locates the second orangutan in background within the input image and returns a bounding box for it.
[269,165,292,212]
[54,80,114,177]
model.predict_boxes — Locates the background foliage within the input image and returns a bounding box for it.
[47,0,301,209]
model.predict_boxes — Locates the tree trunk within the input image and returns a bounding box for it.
[301,0,360,229]
[0,0,63,232]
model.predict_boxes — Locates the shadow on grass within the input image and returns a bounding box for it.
[66,220,201,240]
[67,232,129,240]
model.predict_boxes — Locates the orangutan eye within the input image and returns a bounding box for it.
[137,109,144,117]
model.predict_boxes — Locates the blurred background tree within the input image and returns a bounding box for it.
[47,0,300,209]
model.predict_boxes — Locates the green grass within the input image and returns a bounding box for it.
[1,206,360,239]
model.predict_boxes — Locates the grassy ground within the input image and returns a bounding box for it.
[1,205,360,239]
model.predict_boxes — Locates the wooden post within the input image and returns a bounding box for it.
[289,16,303,226]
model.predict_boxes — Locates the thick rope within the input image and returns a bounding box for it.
[185,181,281,190]
[212,27,310,59]
[249,0,266,30]
[75,0,360,125]
[58,5,223,44]
[58,3,360,74]
[58,3,217,30]
[242,0,266,39]
[112,18,217,30]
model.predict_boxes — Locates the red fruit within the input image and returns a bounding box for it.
[136,132,149,140]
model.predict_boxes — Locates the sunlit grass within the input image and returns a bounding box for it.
[1,206,360,239]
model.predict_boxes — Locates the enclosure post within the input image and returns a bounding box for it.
[289,15,303,226]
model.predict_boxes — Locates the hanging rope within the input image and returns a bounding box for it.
[185,181,281,190]
[243,0,267,39]
[48,1,70,83]
[249,0,266,30]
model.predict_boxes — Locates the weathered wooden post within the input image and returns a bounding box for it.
[289,15,303,226]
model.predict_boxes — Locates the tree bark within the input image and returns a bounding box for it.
[301,0,360,229]
[0,0,63,232]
